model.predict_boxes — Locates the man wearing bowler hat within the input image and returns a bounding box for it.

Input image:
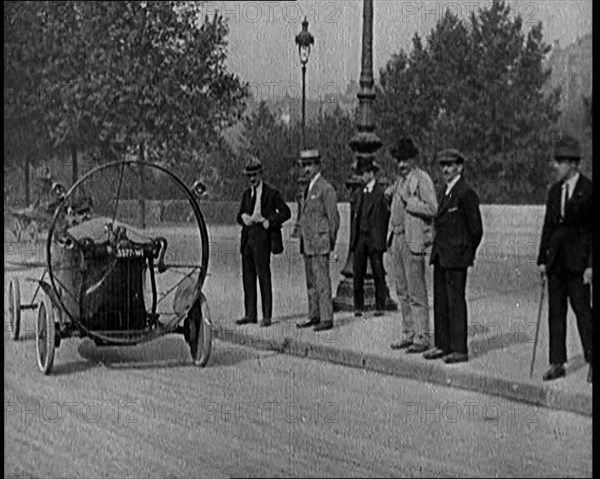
[386,138,438,353]
[236,156,291,327]
[296,149,340,332]
[351,157,390,316]
[537,134,593,382]
[424,149,483,364]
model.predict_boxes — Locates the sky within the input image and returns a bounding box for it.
[198,0,593,101]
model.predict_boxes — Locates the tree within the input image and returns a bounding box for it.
[4,1,248,202]
[375,0,561,203]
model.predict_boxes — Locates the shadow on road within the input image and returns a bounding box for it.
[73,337,260,372]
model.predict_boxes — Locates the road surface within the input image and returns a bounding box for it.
[4,334,592,478]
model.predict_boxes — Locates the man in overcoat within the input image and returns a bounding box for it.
[537,135,593,382]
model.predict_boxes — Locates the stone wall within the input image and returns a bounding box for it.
[113,200,545,260]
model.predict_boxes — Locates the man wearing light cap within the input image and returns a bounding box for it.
[236,156,291,327]
[424,149,483,364]
[537,134,592,383]
[296,149,340,332]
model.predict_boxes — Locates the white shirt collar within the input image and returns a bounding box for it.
[364,178,376,193]
[563,172,579,198]
[253,181,263,195]
[445,174,461,195]
[308,172,321,192]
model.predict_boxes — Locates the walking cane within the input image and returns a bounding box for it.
[529,278,546,379]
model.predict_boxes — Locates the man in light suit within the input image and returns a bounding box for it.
[236,156,291,327]
[537,135,592,383]
[386,139,438,353]
[424,149,483,364]
[296,149,340,332]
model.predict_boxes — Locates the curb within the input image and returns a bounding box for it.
[213,324,592,417]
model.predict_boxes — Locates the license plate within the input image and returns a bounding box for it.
[116,247,144,258]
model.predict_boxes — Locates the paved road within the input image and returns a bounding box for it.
[5,335,592,478]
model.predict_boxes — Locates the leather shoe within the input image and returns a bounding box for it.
[313,322,333,332]
[587,365,592,383]
[236,317,257,325]
[390,339,412,350]
[423,348,446,360]
[354,310,363,317]
[443,352,469,364]
[260,320,272,328]
[374,310,384,317]
[297,318,320,329]
[406,343,428,354]
[542,364,565,381]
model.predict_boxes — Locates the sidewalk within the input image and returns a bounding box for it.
[203,229,592,417]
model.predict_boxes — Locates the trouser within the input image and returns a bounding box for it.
[353,234,386,311]
[304,253,334,324]
[389,232,430,346]
[433,263,468,354]
[241,233,272,320]
[547,256,593,365]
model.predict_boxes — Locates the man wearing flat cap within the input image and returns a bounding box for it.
[351,157,390,316]
[236,156,291,327]
[296,149,340,332]
[537,134,593,383]
[424,149,483,364]
[386,138,438,353]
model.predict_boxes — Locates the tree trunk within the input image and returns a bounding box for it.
[139,141,146,228]
[71,142,78,186]
[24,156,30,206]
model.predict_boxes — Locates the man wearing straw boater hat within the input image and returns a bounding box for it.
[537,134,592,383]
[296,149,340,332]
[424,148,483,364]
[236,156,291,327]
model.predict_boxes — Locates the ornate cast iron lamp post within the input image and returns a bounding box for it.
[333,0,396,311]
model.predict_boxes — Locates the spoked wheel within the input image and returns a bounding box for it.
[7,277,21,341]
[187,292,212,367]
[36,294,56,374]
[25,219,40,245]
[46,160,210,347]
[5,215,24,242]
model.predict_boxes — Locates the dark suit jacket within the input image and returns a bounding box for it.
[236,182,291,254]
[350,182,390,253]
[430,176,483,269]
[537,174,592,273]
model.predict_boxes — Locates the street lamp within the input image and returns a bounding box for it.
[295,16,314,148]
[291,17,314,238]
[332,0,396,312]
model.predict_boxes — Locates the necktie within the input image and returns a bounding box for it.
[303,183,310,201]
[561,182,568,219]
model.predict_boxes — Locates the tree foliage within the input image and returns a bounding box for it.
[240,102,357,201]
[375,0,561,203]
[4,1,248,202]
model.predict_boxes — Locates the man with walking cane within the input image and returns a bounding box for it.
[537,135,592,383]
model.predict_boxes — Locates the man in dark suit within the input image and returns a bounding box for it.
[537,135,593,383]
[351,157,391,316]
[236,156,291,327]
[424,149,483,364]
